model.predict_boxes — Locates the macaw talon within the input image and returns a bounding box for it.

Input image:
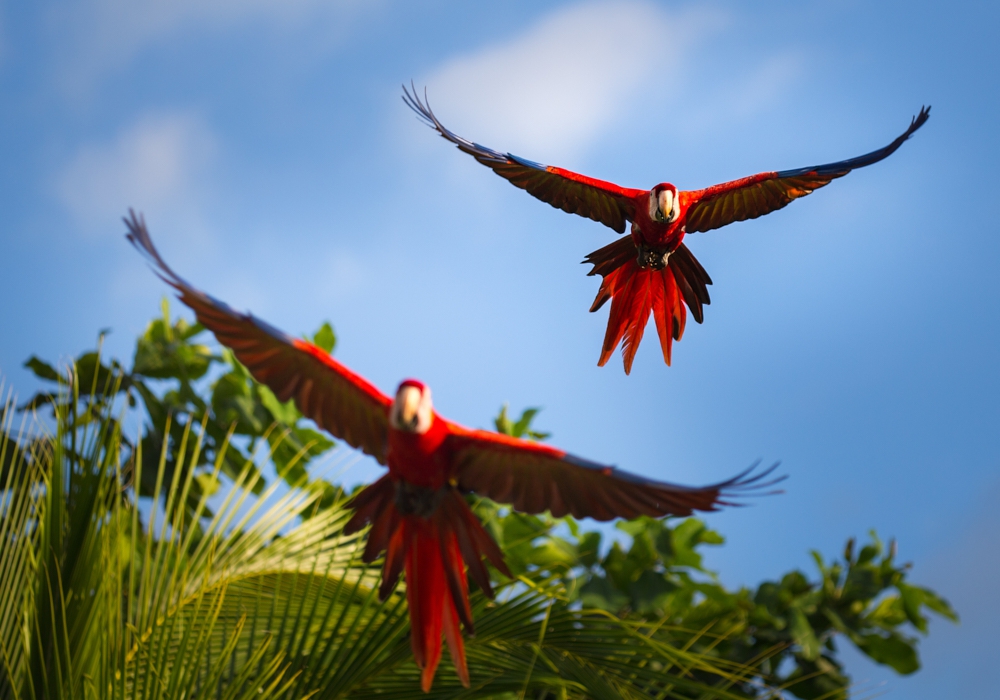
[636,243,671,271]
[395,480,447,518]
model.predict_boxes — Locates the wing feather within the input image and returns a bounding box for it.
[445,425,782,521]
[124,210,392,463]
[403,85,642,233]
[685,106,930,234]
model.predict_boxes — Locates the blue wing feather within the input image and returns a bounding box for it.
[777,106,931,178]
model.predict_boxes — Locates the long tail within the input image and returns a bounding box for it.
[406,516,470,692]
[344,479,511,692]
[584,238,712,373]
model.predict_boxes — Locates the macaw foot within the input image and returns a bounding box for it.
[636,243,671,271]
[395,480,447,518]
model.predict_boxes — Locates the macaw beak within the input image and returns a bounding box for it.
[392,385,432,433]
[659,190,675,222]
[650,189,676,224]
[396,386,421,431]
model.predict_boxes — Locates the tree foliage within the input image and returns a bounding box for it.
[19,299,340,523]
[481,410,957,700]
[2,380,776,700]
[0,303,956,699]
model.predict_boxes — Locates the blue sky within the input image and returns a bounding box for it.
[1,1,997,695]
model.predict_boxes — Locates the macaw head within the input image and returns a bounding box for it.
[649,184,679,224]
[391,379,434,434]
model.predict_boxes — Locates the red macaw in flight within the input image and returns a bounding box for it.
[125,211,780,692]
[404,86,930,374]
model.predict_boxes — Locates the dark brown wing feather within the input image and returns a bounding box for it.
[684,171,839,234]
[685,106,930,234]
[445,423,781,521]
[404,84,642,233]
[668,243,712,324]
[124,210,392,463]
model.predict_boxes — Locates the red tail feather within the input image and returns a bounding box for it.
[590,244,710,372]
[650,269,671,365]
[357,485,506,690]
[650,267,687,365]
[597,261,683,374]
[404,518,469,692]
[440,600,467,688]
[620,268,653,372]
[588,246,712,374]
[598,261,640,369]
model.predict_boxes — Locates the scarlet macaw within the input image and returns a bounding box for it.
[125,211,780,691]
[404,87,930,374]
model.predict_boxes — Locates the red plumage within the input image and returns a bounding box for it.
[402,518,468,691]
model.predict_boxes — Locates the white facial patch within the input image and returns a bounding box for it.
[390,385,434,434]
[649,188,677,224]
[658,189,676,223]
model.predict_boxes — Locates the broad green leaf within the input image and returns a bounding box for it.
[602,542,633,591]
[625,531,658,579]
[212,370,266,435]
[896,582,958,630]
[844,561,881,600]
[857,632,920,674]
[577,531,602,568]
[579,576,630,612]
[790,608,821,661]
[781,570,812,597]
[258,383,302,426]
[494,403,513,435]
[667,518,723,569]
[312,321,337,354]
[24,355,60,382]
[133,303,213,380]
[916,586,958,622]
[493,403,550,441]
[616,514,655,538]
[629,569,677,615]
[857,542,880,566]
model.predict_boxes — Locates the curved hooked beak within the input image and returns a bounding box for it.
[397,386,421,430]
[658,189,676,223]
[391,385,433,433]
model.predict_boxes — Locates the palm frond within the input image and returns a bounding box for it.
[0,369,768,700]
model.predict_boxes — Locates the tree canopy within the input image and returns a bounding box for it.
[0,302,955,699]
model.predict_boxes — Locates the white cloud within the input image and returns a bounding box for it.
[419,1,725,162]
[56,112,216,236]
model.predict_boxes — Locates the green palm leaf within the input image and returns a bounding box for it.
[0,370,767,700]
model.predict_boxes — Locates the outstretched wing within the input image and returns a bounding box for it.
[685,106,931,234]
[445,424,781,521]
[404,84,642,234]
[125,210,392,463]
